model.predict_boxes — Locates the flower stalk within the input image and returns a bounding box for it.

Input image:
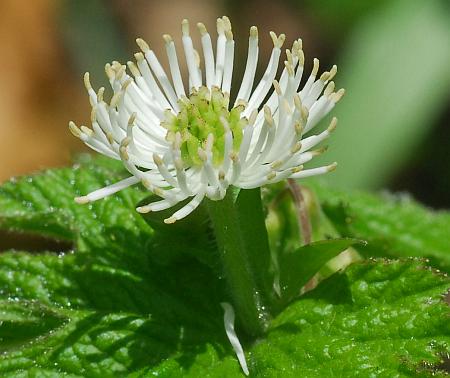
[207,188,270,336]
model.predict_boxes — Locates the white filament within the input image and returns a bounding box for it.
[72,17,343,224]
[221,302,249,376]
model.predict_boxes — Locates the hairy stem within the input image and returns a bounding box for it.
[207,189,269,336]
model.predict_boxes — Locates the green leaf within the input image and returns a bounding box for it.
[310,181,450,272]
[278,238,361,304]
[0,159,448,376]
[251,259,450,377]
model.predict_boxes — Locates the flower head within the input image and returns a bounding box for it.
[70,16,344,223]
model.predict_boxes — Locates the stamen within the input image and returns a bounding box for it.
[75,176,140,204]
[73,16,343,220]
[182,19,202,89]
[221,303,249,376]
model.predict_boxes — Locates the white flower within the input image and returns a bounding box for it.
[70,16,344,224]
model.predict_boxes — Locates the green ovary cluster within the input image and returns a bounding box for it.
[162,86,246,167]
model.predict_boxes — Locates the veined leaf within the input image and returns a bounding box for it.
[0,159,448,376]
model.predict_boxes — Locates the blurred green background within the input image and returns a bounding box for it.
[1,0,449,207]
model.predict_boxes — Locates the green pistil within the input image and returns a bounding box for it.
[162,86,247,167]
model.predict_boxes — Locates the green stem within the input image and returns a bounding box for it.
[207,188,269,336]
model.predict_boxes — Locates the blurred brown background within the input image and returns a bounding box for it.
[0,0,449,207]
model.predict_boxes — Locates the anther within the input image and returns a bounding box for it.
[324,81,335,97]
[264,105,274,126]
[136,38,150,52]
[134,52,145,62]
[312,58,320,77]
[110,92,122,108]
[269,31,278,47]
[329,65,338,80]
[327,117,338,132]
[222,16,232,32]
[267,171,276,180]
[291,165,303,173]
[181,19,190,36]
[153,153,163,166]
[127,61,141,77]
[285,61,294,77]
[248,109,258,126]
[97,87,105,102]
[128,113,136,127]
[225,30,233,41]
[327,162,338,172]
[105,63,114,80]
[75,196,90,204]
[217,18,225,34]
[273,80,282,95]
[162,34,173,44]
[121,79,133,91]
[80,126,93,137]
[298,49,305,66]
[331,88,345,103]
[290,141,302,154]
[197,22,207,36]
[312,146,328,156]
[136,206,151,214]
[294,121,303,136]
[68,121,81,138]
[294,94,302,110]
[164,217,177,224]
[83,72,92,90]
[320,71,330,82]
[301,106,309,120]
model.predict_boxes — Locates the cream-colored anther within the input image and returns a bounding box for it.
[286,49,293,65]
[68,121,81,138]
[290,141,302,154]
[80,126,93,137]
[127,61,141,77]
[285,61,294,77]
[327,162,338,172]
[136,38,150,52]
[291,165,303,173]
[327,117,338,132]
[162,34,173,44]
[197,22,207,36]
[105,63,114,80]
[267,171,276,180]
[273,80,282,95]
[312,58,320,77]
[128,113,136,127]
[83,72,92,90]
[181,19,189,36]
[248,109,258,126]
[263,105,274,126]
[217,18,225,34]
[222,16,232,32]
[324,81,335,97]
[331,88,345,103]
[320,71,330,82]
[153,153,163,166]
[134,52,144,62]
[96,87,104,103]
[328,65,338,81]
